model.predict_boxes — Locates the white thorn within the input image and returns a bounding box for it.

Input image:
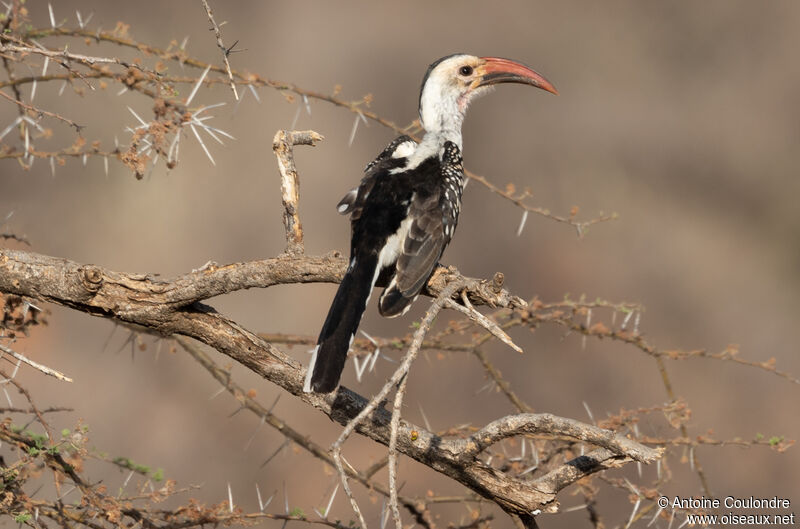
[621,310,634,330]
[48,3,56,28]
[127,106,148,127]
[186,65,211,106]
[190,123,215,165]
[104,156,109,177]
[624,497,641,529]
[648,505,664,527]
[0,116,22,141]
[59,80,67,96]
[21,116,44,132]
[348,115,360,147]
[516,210,528,237]
[290,105,301,130]
[582,401,596,425]
[193,102,228,115]
[582,307,591,351]
[353,353,368,382]
[227,483,234,513]
[323,483,338,519]
[302,94,311,115]
[56,486,75,501]
[368,347,380,372]
[49,156,55,177]
[262,492,274,511]
[256,483,264,512]
[122,470,134,489]
[360,330,378,346]
[248,84,261,103]
[418,402,432,432]
[209,385,226,400]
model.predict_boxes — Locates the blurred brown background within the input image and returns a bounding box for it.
[2,1,799,527]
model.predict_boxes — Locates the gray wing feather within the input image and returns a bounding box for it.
[395,189,446,296]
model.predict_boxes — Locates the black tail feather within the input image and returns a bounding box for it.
[304,255,378,393]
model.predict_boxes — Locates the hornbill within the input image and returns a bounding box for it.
[304,54,557,393]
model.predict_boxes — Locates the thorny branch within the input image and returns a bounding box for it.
[0,243,660,518]
[0,5,796,528]
[200,0,239,101]
[0,20,613,232]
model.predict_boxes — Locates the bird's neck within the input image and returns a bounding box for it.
[408,128,462,169]
[419,88,465,151]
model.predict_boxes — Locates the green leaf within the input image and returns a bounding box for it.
[769,436,784,446]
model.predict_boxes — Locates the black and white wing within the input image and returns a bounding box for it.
[379,141,464,317]
[336,135,417,218]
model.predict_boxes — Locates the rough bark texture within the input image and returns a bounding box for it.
[0,247,661,517]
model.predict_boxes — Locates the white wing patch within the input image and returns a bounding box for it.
[337,188,358,215]
[391,140,417,159]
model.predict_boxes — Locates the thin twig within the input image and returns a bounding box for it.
[0,343,73,382]
[199,0,239,101]
[0,88,83,130]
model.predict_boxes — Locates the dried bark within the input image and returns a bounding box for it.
[0,247,661,517]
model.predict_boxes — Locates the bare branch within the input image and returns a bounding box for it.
[0,342,73,382]
[455,413,662,463]
[272,130,323,255]
[0,88,83,130]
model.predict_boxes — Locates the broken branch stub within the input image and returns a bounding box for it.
[271,130,324,255]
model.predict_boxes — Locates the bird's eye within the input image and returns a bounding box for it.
[459,65,473,76]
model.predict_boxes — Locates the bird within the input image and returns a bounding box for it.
[304,54,557,393]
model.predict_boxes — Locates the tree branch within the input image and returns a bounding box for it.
[272,130,323,255]
[0,246,659,517]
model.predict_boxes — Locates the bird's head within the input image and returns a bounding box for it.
[418,54,557,135]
